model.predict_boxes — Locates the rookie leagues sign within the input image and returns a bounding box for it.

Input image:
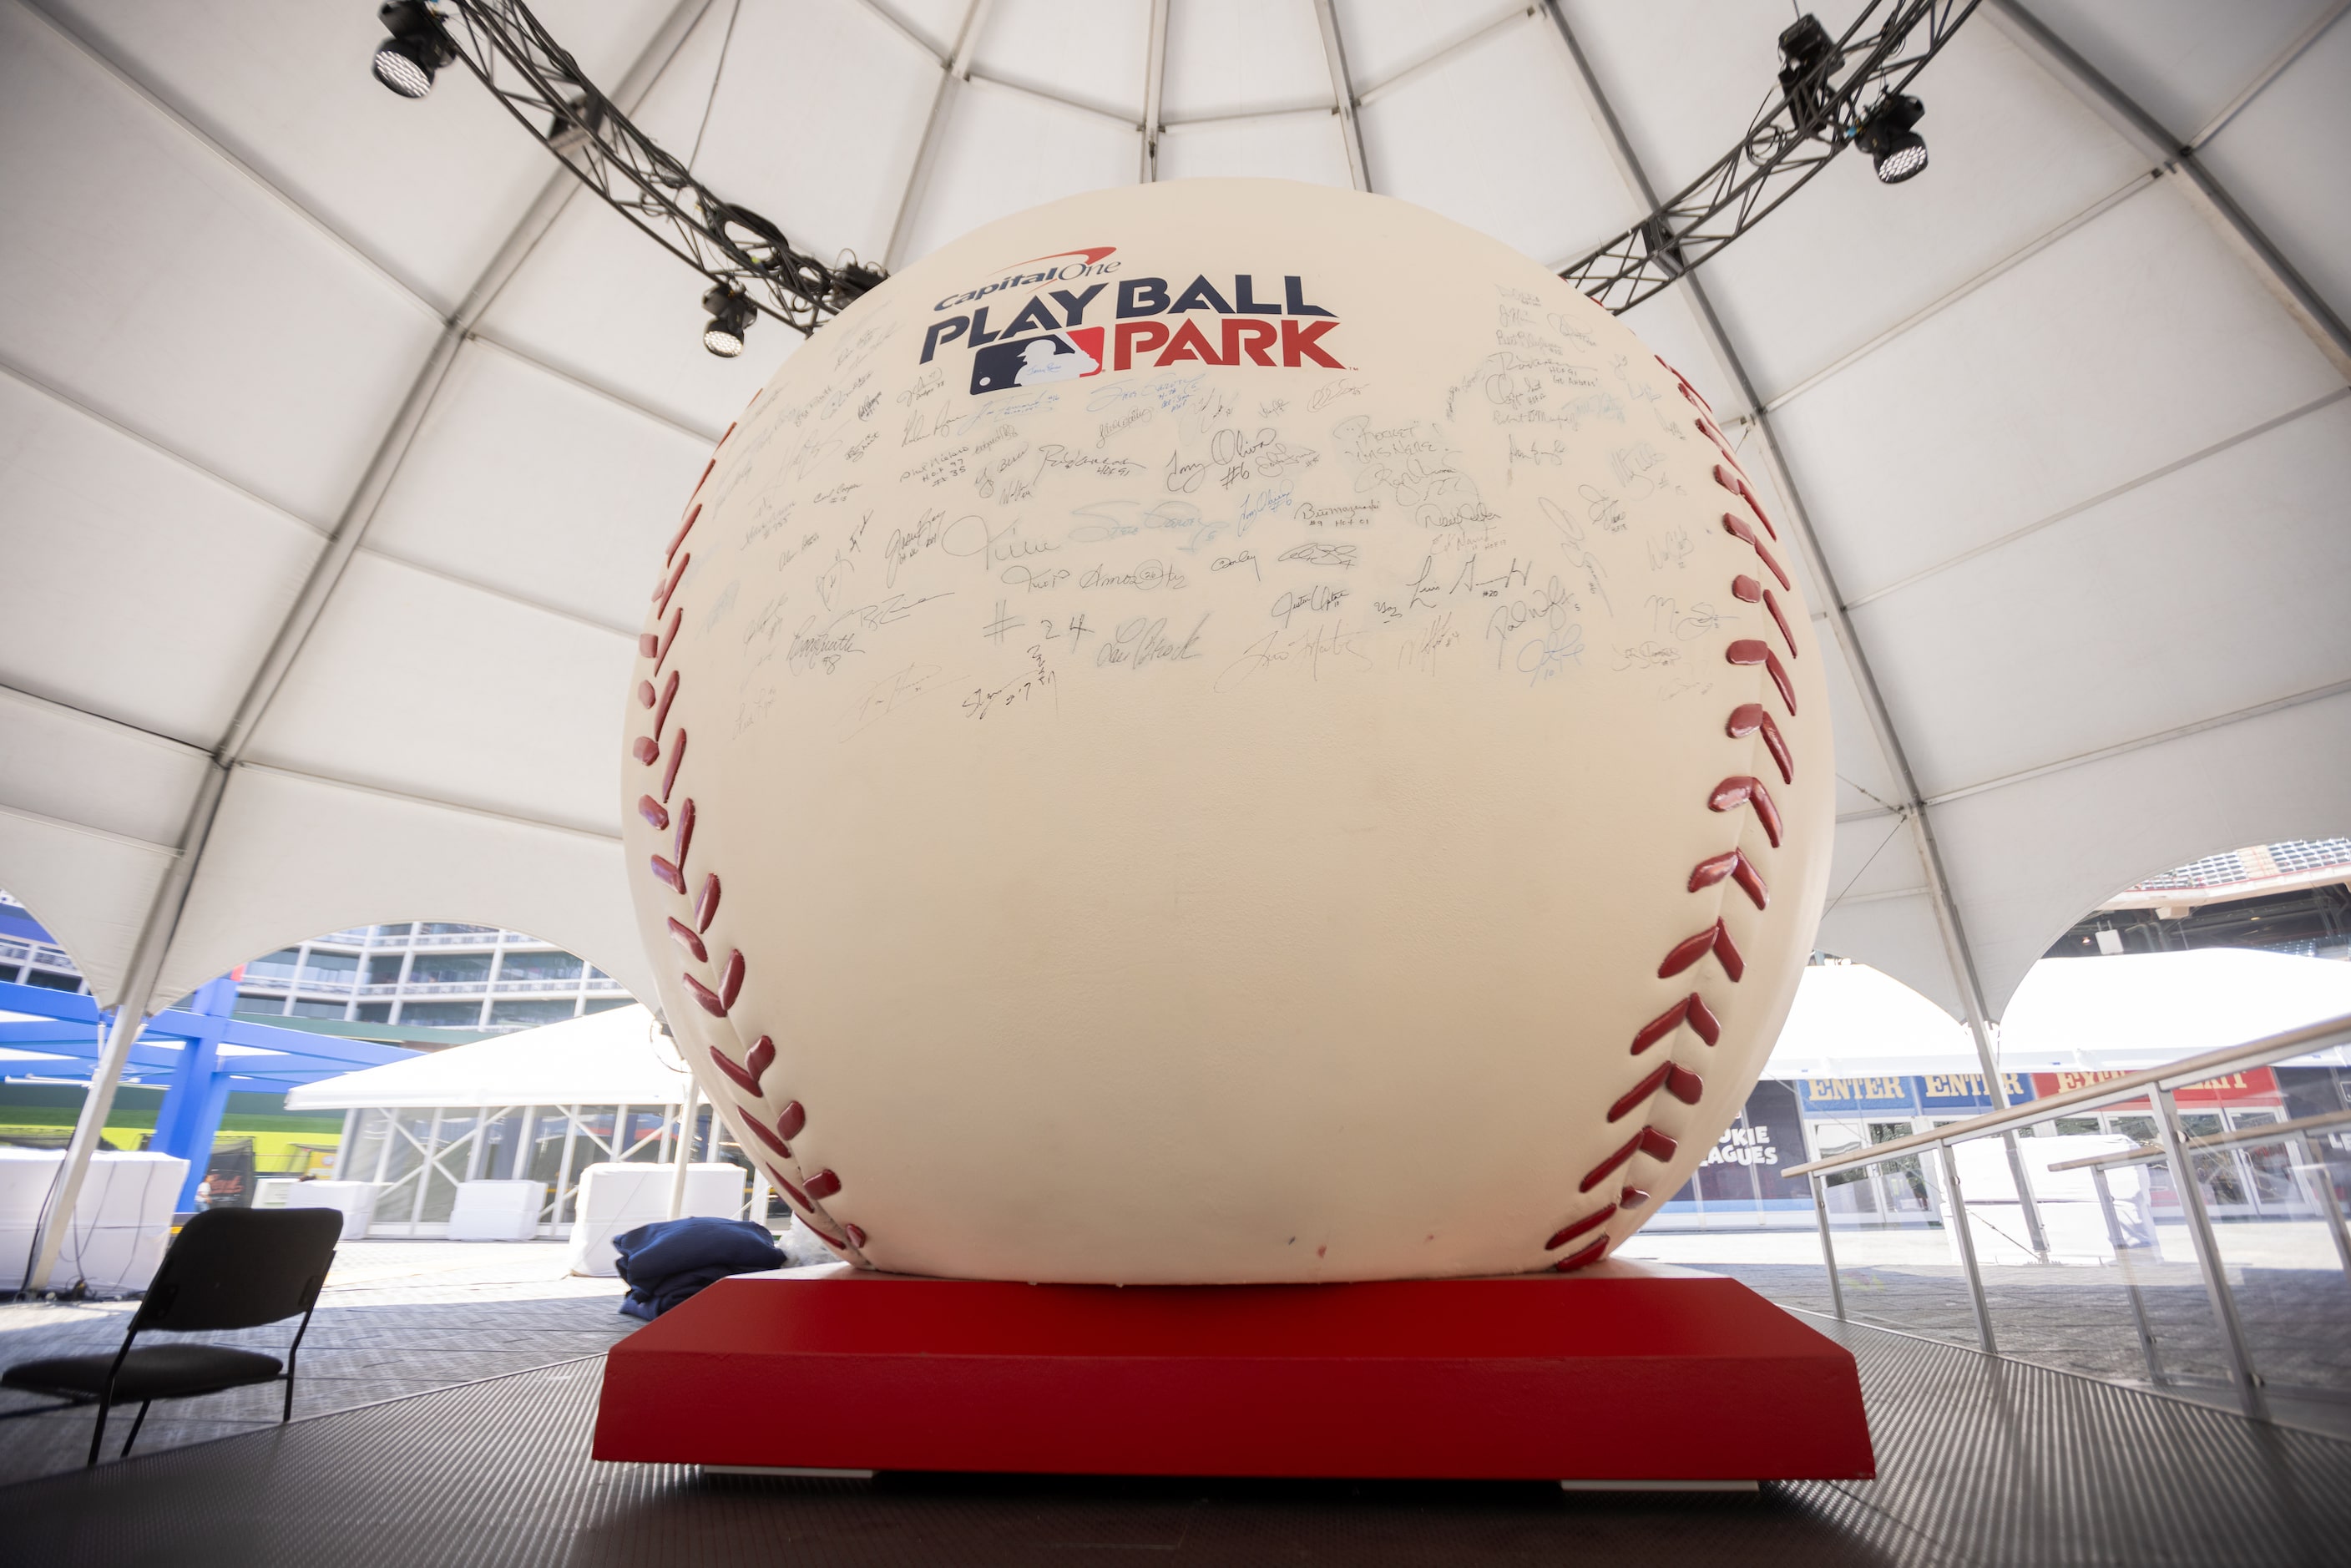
[923,247,1346,394]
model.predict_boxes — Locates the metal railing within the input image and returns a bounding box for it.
[1786,1011,2351,1424]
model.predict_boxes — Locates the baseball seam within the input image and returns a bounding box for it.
[632,391,872,1264]
[1540,357,1801,1273]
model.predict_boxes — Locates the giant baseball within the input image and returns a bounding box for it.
[622,179,1832,1284]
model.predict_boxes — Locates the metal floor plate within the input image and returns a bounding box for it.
[3,1319,2347,1567]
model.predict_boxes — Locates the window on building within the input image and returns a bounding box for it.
[366,953,406,986]
[420,923,497,936]
[582,997,631,1014]
[408,953,492,985]
[398,1000,484,1026]
[236,991,286,1013]
[355,1002,392,1023]
[301,950,359,984]
[489,999,576,1026]
[23,969,80,992]
[374,923,412,937]
[289,999,348,1019]
[244,948,301,982]
[497,950,583,984]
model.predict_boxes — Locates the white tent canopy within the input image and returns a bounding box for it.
[286,1002,688,1110]
[2,0,2346,1034]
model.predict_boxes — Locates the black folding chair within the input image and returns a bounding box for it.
[2,1206,341,1465]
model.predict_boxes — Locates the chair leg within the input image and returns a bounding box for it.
[282,1371,295,1424]
[119,1401,151,1459]
[86,1398,110,1468]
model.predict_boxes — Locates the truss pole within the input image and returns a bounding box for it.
[1309,0,1369,192]
[1140,0,1170,182]
[1541,2,2048,1252]
[1984,0,2351,382]
[885,0,994,270]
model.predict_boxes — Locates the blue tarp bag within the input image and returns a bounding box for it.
[611,1216,785,1321]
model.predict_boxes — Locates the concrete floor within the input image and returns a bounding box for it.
[0,1240,635,1485]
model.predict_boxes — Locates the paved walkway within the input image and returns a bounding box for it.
[0,1241,633,1484]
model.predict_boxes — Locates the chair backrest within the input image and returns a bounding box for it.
[131,1207,342,1333]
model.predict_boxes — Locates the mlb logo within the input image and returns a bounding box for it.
[971,328,1104,394]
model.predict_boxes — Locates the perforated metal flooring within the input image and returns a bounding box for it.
[4,1318,2348,1567]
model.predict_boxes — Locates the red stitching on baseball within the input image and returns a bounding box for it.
[650,855,685,894]
[745,1112,792,1157]
[1619,1186,1651,1207]
[1547,1206,1615,1249]
[710,1035,772,1097]
[1608,1065,1672,1123]
[843,1222,867,1248]
[802,1169,842,1200]
[1726,640,1796,714]
[630,736,659,766]
[717,421,736,449]
[716,948,744,1009]
[683,969,726,1014]
[636,679,656,708]
[774,1100,806,1141]
[694,873,720,933]
[665,503,700,565]
[1713,465,1777,540]
[1727,704,1794,785]
[673,797,696,873]
[691,457,715,497]
[1689,847,1769,909]
[636,795,669,830]
[1551,1237,1609,1272]
[1580,1133,1641,1191]
[1732,574,1761,604]
[651,670,680,736]
[653,552,690,616]
[1656,354,1711,412]
[666,916,706,963]
[1709,775,1784,848]
[651,608,683,673]
[1762,588,1798,656]
[1722,514,1790,589]
[660,728,687,802]
[1658,920,1744,982]
[1686,994,1721,1044]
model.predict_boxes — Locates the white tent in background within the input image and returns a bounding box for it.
[286,1004,684,1112]
[1996,949,2351,1071]
[1763,961,1984,1078]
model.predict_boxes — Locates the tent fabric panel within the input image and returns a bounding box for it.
[38,0,680,314]
[1696,22,2151,401]
[240,553,635,837]
[1932,687,2351,1014]
[155,763,651,1009]
[972,0,1154,123]
[1156,109,1354,190]
[1815,887,1965,1023]
[892,75,1144,266]
[1854,396,2351,799]
[0,807,174,1009]
[362,341,711,634]
[0,373,326,748]
[1333,0,1530,97]
[1161,0,1331,124]
[1770,177,2343,607]
[2014,0,2343,145]
[0,3,442,526]
[286,1003,681,1109]
[0,687,210,852]
[2196,15,2351,327]
[1355,13,1641,270]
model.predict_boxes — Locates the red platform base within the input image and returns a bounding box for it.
[592,1261,1873,1482]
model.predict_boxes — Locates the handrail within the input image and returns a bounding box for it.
[2044,1105,2351,1172]
[1785,1010,2351,1177]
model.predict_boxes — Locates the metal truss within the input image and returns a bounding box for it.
[430,0,884,334]
[1562,0,1979,315]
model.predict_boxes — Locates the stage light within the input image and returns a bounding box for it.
[372,1,457,99]
[1856,94,1929,184]
[702,285,754,357]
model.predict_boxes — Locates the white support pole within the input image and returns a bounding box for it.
[884,0,995,270]
[665,1078,700,1222]
[1140,0,1169,182]
[1309,0,1369,191]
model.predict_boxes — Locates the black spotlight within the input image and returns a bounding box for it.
[1856,94,1929,184]
[702,285,755,358]
[372,0,457,99]
[1776,14,1842,125]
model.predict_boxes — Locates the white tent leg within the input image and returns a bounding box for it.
[665,1079,700,1222]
